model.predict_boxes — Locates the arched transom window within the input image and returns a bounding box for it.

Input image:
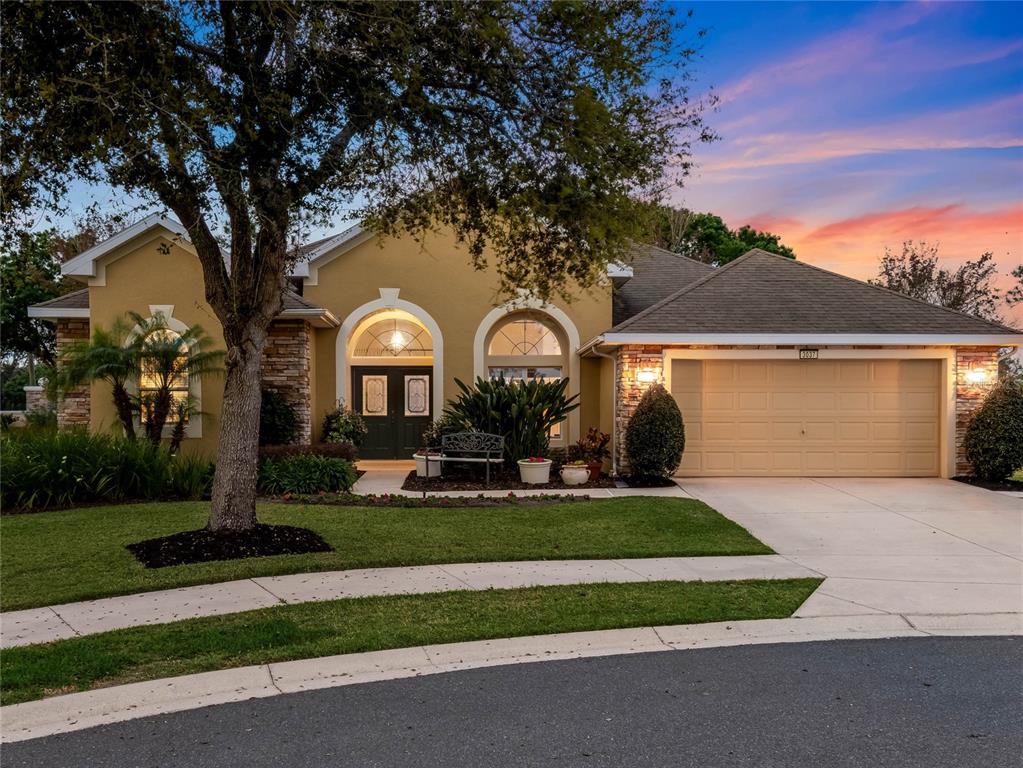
[485,312,567,438]
[353,315,433,357]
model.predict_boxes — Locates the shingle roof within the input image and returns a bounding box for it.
[28,288,90,310]
[613,243,713,324]
[609,249,1021,336]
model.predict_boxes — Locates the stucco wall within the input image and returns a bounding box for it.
[304,228,613,445]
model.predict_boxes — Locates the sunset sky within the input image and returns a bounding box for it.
[678,1,1022,326]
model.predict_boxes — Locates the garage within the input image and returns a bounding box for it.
[670,358,942,477]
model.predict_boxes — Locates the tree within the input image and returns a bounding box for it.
[3,2,711,532]
[644,205,795,265]
[0,230,67,367]
[1007,265,1023,306]
[869,241,1001,321]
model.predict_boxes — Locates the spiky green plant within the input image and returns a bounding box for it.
[444,376,579,462]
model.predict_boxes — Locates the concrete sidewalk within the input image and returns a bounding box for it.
[3,612,1019,744]
[0,555,815,648]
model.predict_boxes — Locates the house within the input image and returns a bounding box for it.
[28,214,1022,477]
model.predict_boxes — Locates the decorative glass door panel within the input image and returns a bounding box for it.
[352,366,432,459]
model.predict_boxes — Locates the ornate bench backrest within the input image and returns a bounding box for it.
[441,432,505,457]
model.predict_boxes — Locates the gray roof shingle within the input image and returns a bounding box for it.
[28,288,90,310]
[614,244,713,324]
[609,249,1020,336]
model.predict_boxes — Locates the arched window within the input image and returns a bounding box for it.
[485,312,567,438]
[351,312,433,358]
[139,329,190,423]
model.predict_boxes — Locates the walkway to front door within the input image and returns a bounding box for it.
[352,366,432,459]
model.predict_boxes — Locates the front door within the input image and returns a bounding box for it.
[352,366,433,459]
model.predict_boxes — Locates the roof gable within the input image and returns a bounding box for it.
[62,214,189,281]
[609,249,1021,338]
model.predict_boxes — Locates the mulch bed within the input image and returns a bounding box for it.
[127,524,333,568]
[401,468,616,493]
[270,492,592,508]
[953,476,1023,493]
[617,475,679,488]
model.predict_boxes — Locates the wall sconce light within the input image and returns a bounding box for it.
[964,366,989,385]
[637,368,659,384]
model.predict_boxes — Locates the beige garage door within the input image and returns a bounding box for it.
[671,359,941,477]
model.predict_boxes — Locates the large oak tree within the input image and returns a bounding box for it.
[2,1,712,531]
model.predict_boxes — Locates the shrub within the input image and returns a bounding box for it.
[0,428,214,511]
[257,454,358,495]
[625,384,685,479]
[574,427,611,462]
[24,409,57,430]
[259,389,299,446]
[444,376,578,462]
[322,400,368,446]
[258,442,358,463]
[964,377,1023,481]
[421,412,466,448]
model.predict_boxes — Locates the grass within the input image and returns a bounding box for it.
[0,498,771,611]
[0,578,821,706]
[1012,469,1023,482]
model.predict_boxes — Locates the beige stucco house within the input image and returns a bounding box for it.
[29,214,1022,478]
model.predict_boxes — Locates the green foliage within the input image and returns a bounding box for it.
[23,409,56,430]
[444,376,579,462]
[964,377,1023,481]
[257,455,358,496]
[0,429,213,511]
[259,389,299,446]
[625,384,685,479]
[258,442,358,463]
[644,205,796,266]
[0,231,68,365]
[322,401,368,446]
[421,412,466,448]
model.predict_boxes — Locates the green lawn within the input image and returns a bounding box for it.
[0,578,820,705]
[0,498,771,611]
[1012,469,1023,482]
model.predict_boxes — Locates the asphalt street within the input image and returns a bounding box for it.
[4,636,1021,767]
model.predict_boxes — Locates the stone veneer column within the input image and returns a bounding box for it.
[55,319,91,428]
[23,385,52,414]
[261,320,312,443]
[614,344,665,475]
[954,346,1000,476]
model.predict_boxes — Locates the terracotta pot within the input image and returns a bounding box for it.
[586,460,603,482]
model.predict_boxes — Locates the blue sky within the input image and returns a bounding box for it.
[673,1,1021,327]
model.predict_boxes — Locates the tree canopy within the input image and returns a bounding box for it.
[644,205,796,265]
[1,1,714,531]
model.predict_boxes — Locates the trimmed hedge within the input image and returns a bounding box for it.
[625,384,685,479]
[258,442,358,463]
[964,377,1023,481]
[257,454,358,495]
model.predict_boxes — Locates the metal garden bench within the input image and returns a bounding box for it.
[434,432,505,484]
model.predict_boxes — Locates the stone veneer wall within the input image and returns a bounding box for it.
[261,320,312,443]
[23,385,51,414]
[55,319,91,428]
[613,344,1005,478]
[954,346,1000,476]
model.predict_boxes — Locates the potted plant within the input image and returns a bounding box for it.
[413,449,443,477]
[575,428,611,482]
[518,456,552,484]
[559,460,590,486]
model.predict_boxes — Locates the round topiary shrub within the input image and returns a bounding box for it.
[964,377,1023,481]
[625,384,685,479]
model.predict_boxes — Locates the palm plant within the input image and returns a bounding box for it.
[54,320,140,439]
[130,313,224,446]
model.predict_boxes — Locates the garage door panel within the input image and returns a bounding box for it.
[672,358,940,477]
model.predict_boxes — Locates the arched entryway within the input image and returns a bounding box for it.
[336,290,443,459]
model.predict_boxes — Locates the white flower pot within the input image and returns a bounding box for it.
[517,459,552,484]
[414,453,442,477]
[560,466,590,486]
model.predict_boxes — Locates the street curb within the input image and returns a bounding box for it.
[2,612,1019,744]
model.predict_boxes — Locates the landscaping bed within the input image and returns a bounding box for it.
[401,467,615,492]
[273,491,592,508]
[127,524,332,568]
[0,578,821,706]
[0,497,771,611]
[953,475,1023,493]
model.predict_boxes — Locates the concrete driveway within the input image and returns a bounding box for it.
[676,478,1023,620]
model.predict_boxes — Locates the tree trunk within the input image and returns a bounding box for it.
[207,328,266,532]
